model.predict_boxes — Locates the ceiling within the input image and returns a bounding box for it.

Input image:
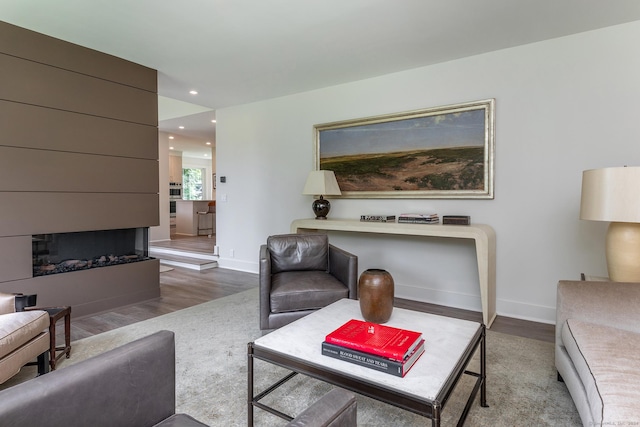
[2,0,640,157]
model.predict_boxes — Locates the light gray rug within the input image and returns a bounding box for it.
[7,289,581,426]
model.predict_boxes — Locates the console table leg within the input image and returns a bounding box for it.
[480,326,488,407]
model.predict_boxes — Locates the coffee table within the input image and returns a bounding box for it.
[248,299,487,426]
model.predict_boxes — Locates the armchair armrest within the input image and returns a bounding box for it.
[328,245,358,299]
[285,388,357,427]
[556,280,640,345]
[259,244,273,329]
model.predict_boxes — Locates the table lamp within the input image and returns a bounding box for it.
[302,170,341,220]
[580,166,640,281]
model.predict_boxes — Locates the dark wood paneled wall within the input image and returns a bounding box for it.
[0,21,160,314]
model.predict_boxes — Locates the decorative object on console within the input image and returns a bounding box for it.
[360,215,396,222]
[443,215,471,225]
[580,166,640,282]
[358,269,395,323]
[398,213,439,224]
[302,170,342,220]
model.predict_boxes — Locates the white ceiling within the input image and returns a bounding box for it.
[3,0,640,157]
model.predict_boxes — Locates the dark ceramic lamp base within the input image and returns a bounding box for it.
[312,196,331,219]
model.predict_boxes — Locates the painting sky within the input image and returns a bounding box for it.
[320,109,485,158]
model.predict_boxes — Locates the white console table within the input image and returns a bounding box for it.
[290,218,496,328]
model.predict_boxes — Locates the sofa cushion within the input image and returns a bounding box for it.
[267,234,328,274]
[270,271,348,313]
[0,310,49,358]
[562,319,640,425]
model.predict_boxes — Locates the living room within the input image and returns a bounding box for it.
[1,2,640,426]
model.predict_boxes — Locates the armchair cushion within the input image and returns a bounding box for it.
[271,271,350,313]
[268,234,328,274]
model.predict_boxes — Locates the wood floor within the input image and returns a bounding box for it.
[63,235,555,344]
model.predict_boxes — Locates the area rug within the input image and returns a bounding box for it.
[7,289,581,426]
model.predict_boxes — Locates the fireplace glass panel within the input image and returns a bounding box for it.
[33,228,151,277]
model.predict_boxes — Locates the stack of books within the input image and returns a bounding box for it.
[360,215,396,222]
[398,213,440,224]
[322,319,425,377]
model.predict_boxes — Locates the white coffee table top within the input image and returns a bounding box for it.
[254,299,481,401]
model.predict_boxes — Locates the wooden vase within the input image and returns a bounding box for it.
[358,269,394,323]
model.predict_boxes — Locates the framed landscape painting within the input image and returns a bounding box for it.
[314,99,495,199]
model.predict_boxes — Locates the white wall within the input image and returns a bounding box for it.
[150,132,171,242]
[215,21,640,324]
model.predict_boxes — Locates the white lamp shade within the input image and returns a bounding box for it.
[580,166,640,223]
[302,170,342,196]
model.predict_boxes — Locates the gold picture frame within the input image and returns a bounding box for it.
[314,99,495,199]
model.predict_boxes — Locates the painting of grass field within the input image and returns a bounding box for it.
[321,146,484,192]
[316,100,494,197]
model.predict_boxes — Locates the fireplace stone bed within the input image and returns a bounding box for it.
[34,253,153,277]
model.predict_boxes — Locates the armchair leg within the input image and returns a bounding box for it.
[37,351,50,376]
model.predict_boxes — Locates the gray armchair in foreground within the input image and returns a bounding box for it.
[286,388,357,427]
[0,330,208,427]
[260,233,358,330]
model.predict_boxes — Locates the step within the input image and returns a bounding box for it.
[149,248,218,271]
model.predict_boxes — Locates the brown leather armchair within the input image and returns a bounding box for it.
[260,234,358,330]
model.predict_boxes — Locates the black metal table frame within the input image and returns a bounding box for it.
[248,324,487,427]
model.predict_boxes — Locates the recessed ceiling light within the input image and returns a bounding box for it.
[189,90,198,95]
[206,142,211,145]
[179,126,185,129]
[204,154,208,157]
[211,119,216,123]
[169,136,174,139]
[169,146,174,150]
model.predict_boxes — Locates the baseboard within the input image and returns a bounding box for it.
[217,257,258,273]
[395,283,556,325]
[221,261,557,324]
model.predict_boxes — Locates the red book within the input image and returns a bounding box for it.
[325,319,422,362]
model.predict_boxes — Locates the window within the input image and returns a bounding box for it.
[182,168,204,200]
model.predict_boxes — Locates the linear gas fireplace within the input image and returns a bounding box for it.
[32,228,152,277]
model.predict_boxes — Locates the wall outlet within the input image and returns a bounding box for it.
[229,249,235,258]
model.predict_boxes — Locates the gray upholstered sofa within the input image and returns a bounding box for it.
[556,280,640,426]
[260,233,358,330]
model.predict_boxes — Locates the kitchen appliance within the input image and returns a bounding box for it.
[169,182,182,218]
[169,182,182,199]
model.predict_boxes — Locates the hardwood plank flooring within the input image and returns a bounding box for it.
[150,232,216,254]
[61,262,555,344]
[64,266,257,342]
